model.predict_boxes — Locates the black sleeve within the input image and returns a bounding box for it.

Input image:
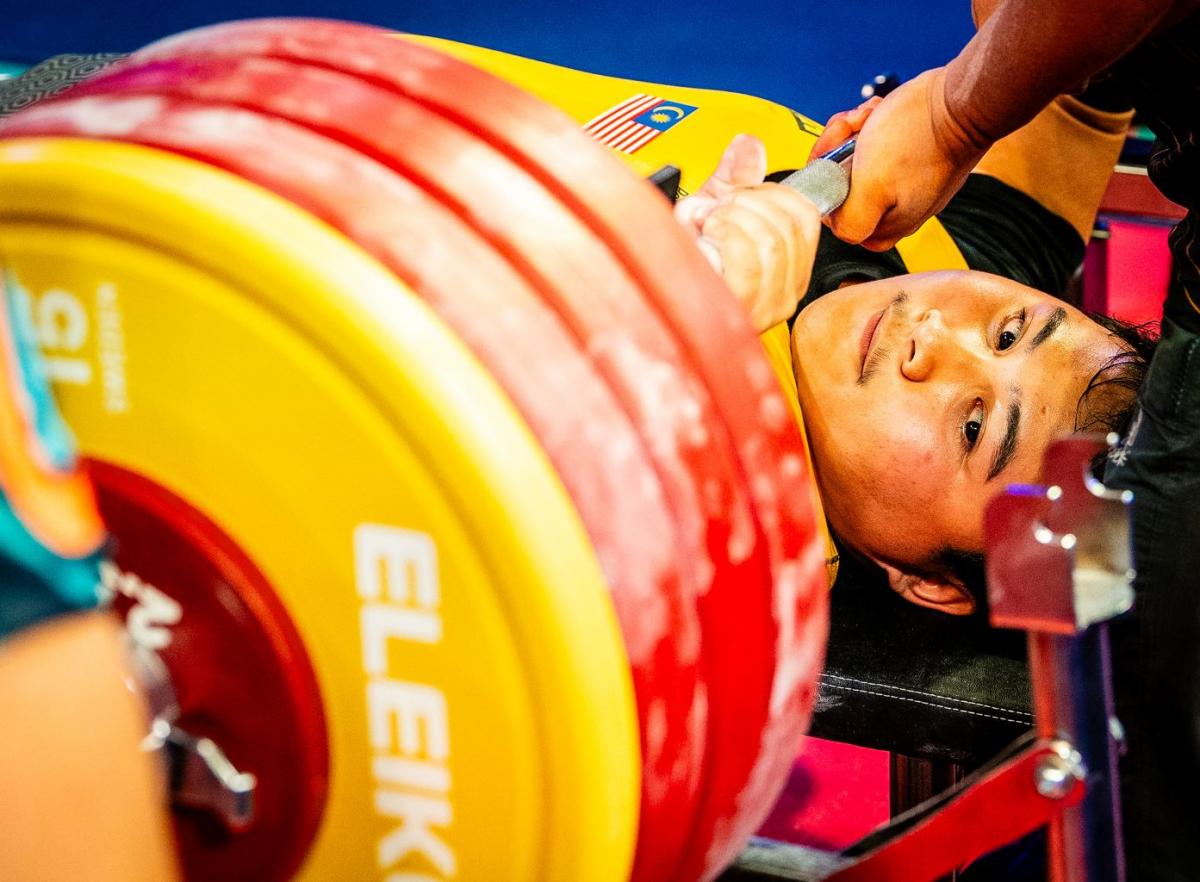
[935,174,1086,296]
[801,226,907,307]
[771,168,1086,317]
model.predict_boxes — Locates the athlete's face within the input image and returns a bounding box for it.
[791,271,1125,606]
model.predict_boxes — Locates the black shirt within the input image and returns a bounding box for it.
[792,172,1085,311]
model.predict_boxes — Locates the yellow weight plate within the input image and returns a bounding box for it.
[0,137,638,882]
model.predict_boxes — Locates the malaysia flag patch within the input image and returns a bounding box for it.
[583,95,698,154]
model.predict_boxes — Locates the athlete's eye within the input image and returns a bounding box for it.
[997,309,1027,351]
[962,400,986,451]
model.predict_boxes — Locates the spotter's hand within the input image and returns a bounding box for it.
[675,134,821,333]
[819,68,986,251]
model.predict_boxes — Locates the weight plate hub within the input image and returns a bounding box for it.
[91,459,327,882]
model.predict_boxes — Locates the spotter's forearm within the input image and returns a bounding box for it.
[943,0,1190,150]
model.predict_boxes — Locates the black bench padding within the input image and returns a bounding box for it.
[810,559,1032,767]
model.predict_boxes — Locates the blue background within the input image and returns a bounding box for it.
[0,1,974,122]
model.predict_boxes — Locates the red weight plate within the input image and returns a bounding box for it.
[127,20,828,880]
[62,54,761,882]
[0,92,703,877]
[90,459,328,882]
[323,37,824,882]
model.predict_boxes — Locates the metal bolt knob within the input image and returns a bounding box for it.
[1035,741,1087,800]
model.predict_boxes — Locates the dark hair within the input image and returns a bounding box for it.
[935,546,989,619]
[1073,313,1159,439]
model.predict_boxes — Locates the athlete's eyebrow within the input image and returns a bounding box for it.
[1029,307,1067,351]
[985,309,1062,479]
[987,395,1022,481]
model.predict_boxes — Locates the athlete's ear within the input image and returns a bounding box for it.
[876,559,976,615]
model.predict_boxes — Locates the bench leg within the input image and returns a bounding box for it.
[889,754,963,882]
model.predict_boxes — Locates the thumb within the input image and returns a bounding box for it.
[695,133,768,201]
[676,134,768,233]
